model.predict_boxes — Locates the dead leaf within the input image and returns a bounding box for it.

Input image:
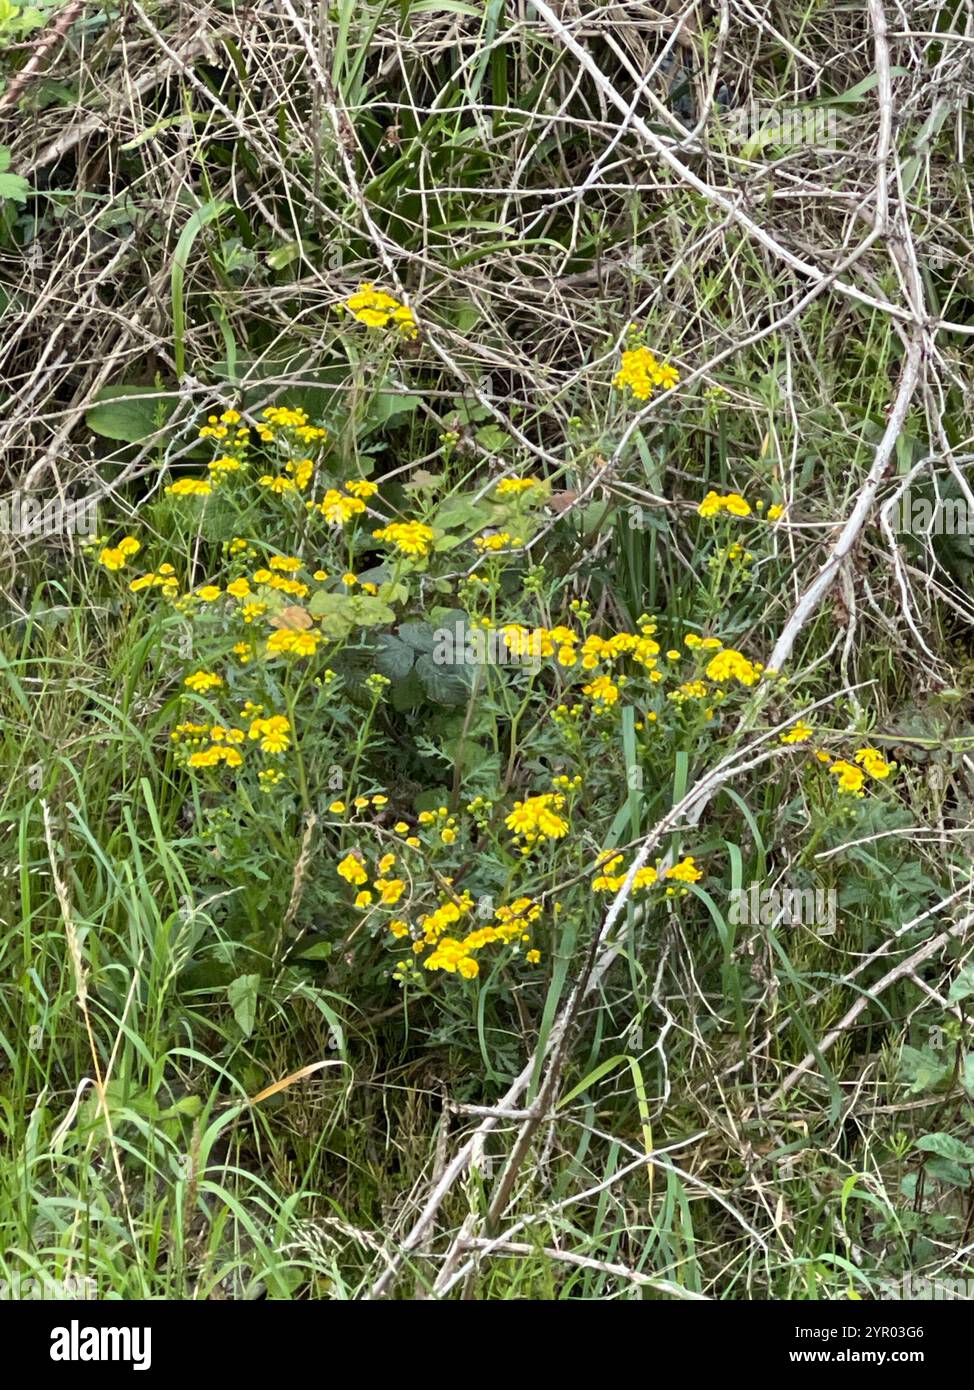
[249,1060,341,1105]
[268,605,313,631]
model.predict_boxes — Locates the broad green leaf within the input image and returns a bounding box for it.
[227,974,261,1038]
[86,385,177,442]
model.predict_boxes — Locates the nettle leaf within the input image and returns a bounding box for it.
[916,1132,974,1165]
[415,652,474,706]
[87,385,177,442]
[227,974,261,1038]
[390,669,425,710]
[397,621,436,653]
[375,633,416,681]
[0,158,29,204]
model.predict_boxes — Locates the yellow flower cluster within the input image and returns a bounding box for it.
[372,520,435,557]
[171,721,246,770]
[255,405,328,446]
[129,563,178,598]
[265,629,321,658]
[343,282,418,339]
[474,531,519,552]
[704,648,763,687]
[421,897,542,979]
[313,488,367,525]
[825,746,895,795]
[613,345,679,401]
[698,491,751,519]
[592,853,702,894]
[698,490,783,522]
[98,536,140,570]
[184,670,223,694]
[495,477,539,497]
[505,792,569,848]
[248,714,291,754]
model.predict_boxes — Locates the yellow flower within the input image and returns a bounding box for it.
[226,577,251,599]
[372,521,435,557]
[269,555,302,573]
[613,344,679,401]
[344,479,379,498]
[196,585,222,602]
[167,477,212,497]
[666,856,702,884]
[583,674,620,706]
[495,477,539,497]
[248,714,291,754]
[355,890,373,910]
[697,491,751,518]
[319,490,366,525]
[704,648,762,686]
[265,629,321,658]
[337,852,368,886]
[767,504,784,521]
[343,283,418,338]
[525,949,541,964]
[329,800,347,814]
[829,759,866,795]
[375,878,405,906]
[854,747,894,780]
[780,720,814,745]
[184,670,223,693]
[505,793,569,844]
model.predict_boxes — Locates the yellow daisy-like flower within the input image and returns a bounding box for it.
[184,670,223,693]
[829,759,866,795]
[344,479,379,498]
[612,344,679,401]
[704,648,762,686]
[372,521,435,557]
[167,477,212,497]
[780,720,814,745]
[854,746,894,780]
[337,852,368,887]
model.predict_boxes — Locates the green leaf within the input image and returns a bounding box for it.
[948,963,974,1003]
[227,973,261,1038]
[172,201,232,378]
[0,147,29,204]
[375,633,416,681]
[86,385,177,442]
[397,621,436,652]
[916,1132,974,1165]
[296,940,333,961]
[415,652,474,705]
[346,594,395,627]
